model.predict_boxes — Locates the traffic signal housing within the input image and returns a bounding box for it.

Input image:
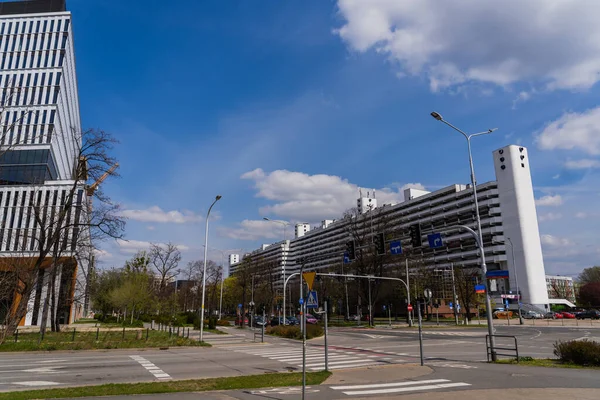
[346,241,356,260]
[373,232,385,255]
[409,224,422,248]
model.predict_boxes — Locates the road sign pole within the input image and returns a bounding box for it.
[388,305,391,327]
[417,300,424,366]
[302,300,306,400]
[324,299,328,372]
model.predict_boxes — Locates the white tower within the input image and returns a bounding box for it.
[493,145,549,310]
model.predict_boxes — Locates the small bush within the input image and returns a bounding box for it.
[208,316,217,330]
[554,340,600,366]
[216,319,230,327]
[267,324,323,340]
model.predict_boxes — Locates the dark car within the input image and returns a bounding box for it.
[576,310,600,320]
[270,317,293,326]
[286,316,299,325]
[252,316,268,327]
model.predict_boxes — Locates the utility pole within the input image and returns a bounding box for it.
[451,263,459,325]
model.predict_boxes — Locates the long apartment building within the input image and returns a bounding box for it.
[0,0,90,326]
[231,144,550,310]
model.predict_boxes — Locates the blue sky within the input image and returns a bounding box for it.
[69,0,600,277]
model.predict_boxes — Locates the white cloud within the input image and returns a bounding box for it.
[536,107,600,155]
[541,234,573,247]
[115,239,189,254]
[335,0,600,91]
[535,195,563,207]
[242,168,423,222]
[564,159,600,169]
[120,206,203,224]
[219,220,283,241]
[575,212,587,219]
[538,212,562,222]
[94,249,112,259]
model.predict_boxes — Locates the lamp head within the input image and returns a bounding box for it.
[263,217,269,221]
[216,195,222,201]
[430,111,443,121]
[488,128,498,133]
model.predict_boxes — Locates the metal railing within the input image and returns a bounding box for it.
[486,334,518,362]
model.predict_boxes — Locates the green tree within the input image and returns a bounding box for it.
[578,266,600,285]
[109,271,153,324]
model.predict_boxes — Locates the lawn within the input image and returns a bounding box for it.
[0,329,209,351]
[0,371,332,400]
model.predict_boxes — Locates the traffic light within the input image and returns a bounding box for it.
[346,241,356,260]
[409,224,422,248]
[373,232,385,255]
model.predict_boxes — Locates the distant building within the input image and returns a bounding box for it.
[546,275,576,306]
[231,145,550,311]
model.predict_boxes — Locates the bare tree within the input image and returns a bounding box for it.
[149,242,182,290]
[0,128,125,342]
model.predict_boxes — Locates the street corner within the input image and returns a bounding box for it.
[323,363,434,386]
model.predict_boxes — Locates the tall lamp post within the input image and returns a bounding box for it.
[263,217,290,324]
[506,237,524,325]
[200,195,222,343]
[430,111,498,361]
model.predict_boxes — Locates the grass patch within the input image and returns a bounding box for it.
[495,358,600,370]
[0,371,331,400]
[205,328,227,335]
[0,329,209,351]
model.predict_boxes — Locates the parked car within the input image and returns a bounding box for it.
[305,314,318,324]
[561,312,576,319]
[545,312,562,319]
[270,317,294,326]
[521,310,543,319]
[576,310,600,320]
[286,316,299,326]
[252,316,268,327]
[235,315,249,326]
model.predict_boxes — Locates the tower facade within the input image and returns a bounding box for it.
[493,145,549,309]
[0,0,88,326]
[0,0,80,185]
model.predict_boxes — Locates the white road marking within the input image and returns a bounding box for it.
[12,381,60,386]
[129,356,172,380]
[331,378,471,395]
[331,379,450,390]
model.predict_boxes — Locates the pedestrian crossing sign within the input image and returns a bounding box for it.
[306,291,318,309]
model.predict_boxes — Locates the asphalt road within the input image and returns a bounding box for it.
[64,358,600,400]
[1,324,599,395]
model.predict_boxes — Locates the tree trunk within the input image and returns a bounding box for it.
[131,304,135,325]
[39,268,53,336]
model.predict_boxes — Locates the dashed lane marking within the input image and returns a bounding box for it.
[129,356,172,380]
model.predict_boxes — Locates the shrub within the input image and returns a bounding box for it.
[554,340,600,366]
[208,316,217,330]
[216,319,230,327]
[267,324,323,340]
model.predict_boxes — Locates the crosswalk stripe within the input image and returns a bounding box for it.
[343,382,471,395]
[319,361,383,370]
[305,359,382,368]
[331,379,450,390]
[276,355,352,362]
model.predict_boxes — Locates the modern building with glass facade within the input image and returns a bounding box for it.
[231,144,550,311]
[0,0,89,326]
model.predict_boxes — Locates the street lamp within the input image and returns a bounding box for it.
[430,111,498,360]
[506,237,524,325]
[263,217,290,324]
[200,195,222,343]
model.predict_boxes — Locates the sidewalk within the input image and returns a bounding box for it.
[364,388,599,400]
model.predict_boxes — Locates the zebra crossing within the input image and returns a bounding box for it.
[329,378,471,396]
[229,344,406,370]
[202,332,252,346]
